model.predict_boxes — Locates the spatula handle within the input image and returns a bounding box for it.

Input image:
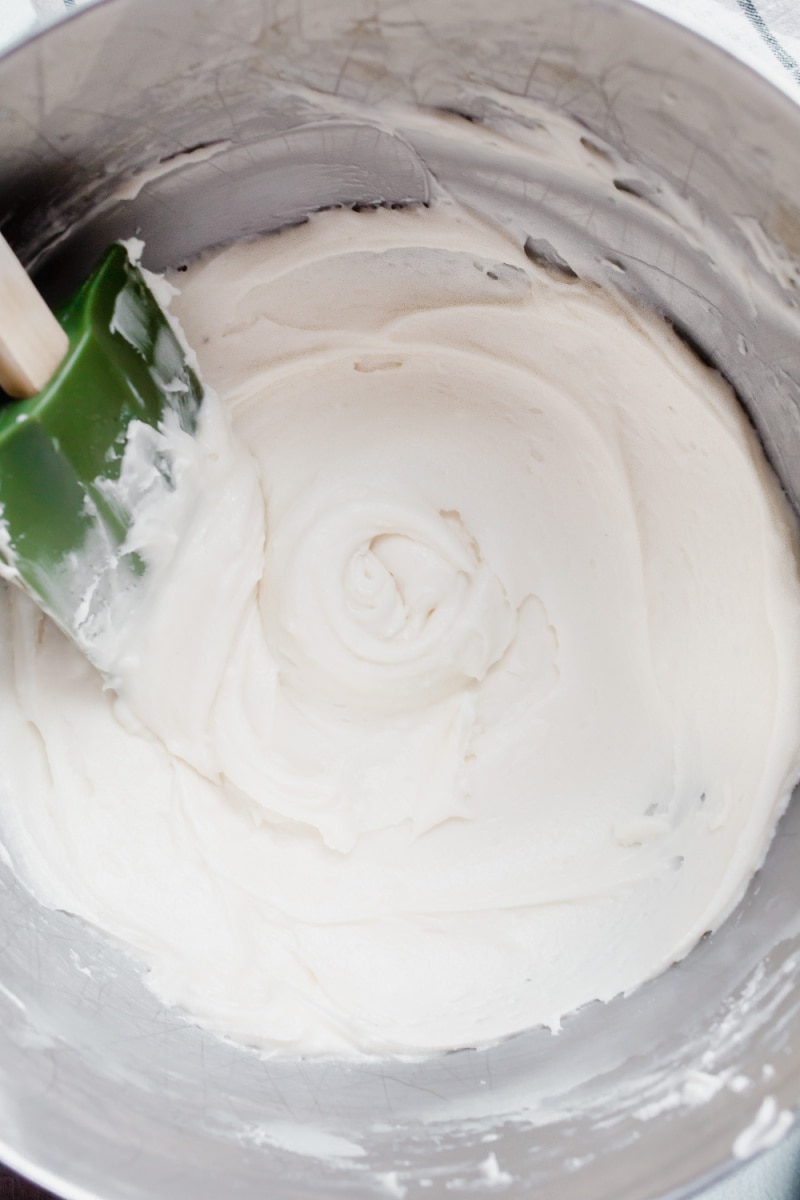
[0,231,69,400]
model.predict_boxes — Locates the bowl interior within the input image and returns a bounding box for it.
[0,2,799,1199]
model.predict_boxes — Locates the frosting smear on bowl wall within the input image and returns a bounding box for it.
[0,197,799,1057]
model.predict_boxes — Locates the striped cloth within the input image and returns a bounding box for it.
[639,0,800,96]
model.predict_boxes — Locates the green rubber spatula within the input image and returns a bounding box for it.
[0,231,203,650]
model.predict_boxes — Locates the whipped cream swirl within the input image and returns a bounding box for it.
[0,201,798,1056]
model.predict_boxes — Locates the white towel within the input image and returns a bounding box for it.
[639,0,800,97]
[0,0,36,45]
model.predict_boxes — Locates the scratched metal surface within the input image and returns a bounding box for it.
[0,3,799,1199]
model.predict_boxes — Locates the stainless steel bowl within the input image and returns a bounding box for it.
[0,2,799,1198]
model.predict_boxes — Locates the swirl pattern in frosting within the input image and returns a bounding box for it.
[0,201,799,1056]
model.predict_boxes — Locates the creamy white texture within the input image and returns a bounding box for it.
[0,202,799,1057]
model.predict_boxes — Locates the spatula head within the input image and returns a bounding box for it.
[0,244,203,645]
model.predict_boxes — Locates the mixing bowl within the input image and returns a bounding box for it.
[1,1,799,1197]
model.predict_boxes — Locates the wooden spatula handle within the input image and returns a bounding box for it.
[0,231,69,400]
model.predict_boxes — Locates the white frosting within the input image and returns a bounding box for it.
[0,201,799,1057]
